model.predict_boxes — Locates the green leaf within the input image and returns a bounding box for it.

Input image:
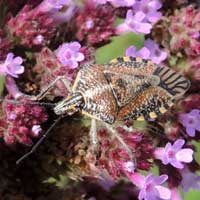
[55,175,69,189]
[133,120,147,130]
[25,51,34,60]
[95,33,144,64]
[114,18,124,26]
[185,188,200,200]
[0,76,5,96]
[193,141,200,163]
[44,175,70,189]
[44,177,57,184]
[0,2,8,28]
[169,56,178,66]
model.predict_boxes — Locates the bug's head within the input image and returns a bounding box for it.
[54,92,84,116]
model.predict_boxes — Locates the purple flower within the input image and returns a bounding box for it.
[132,0,162,23]
[0,53,24,78]
[123,161,136,173]
[126,46,150,59]
[180,167,200,193]
[154,139,194,169]
[138,174,171,200]
[116,0,162,35]
[33,35,44,45]
[110,0,136,7]
[179,109,200,137]
[38,0,71,13]
[5,76,23,99]
[117,10,152,34]
[126,39,167,64]
[93,0,136,7]
[55,41,85,69]
[122,171,171,200]
[31,125,42,137]
[92,0,108,4]
[37,0,77,24]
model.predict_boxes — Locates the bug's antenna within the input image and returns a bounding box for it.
[0,98,55,107]
[16,115,63,165]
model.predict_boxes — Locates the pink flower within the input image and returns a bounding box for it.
[138,174,171,200]
[92,0,136,7]
[5,76,24,99]
[126,46,150,59]
[31,125,42,137]
[179,109,200,137]
[120,162,171,200]
[37,0,71,13]
[92,0,108,4]
[117,0,162,35]
[55,42,85,69]
[124,171,171,200]
[0,53,24,78]
[123,161,136,172]
[117,10,152,34]
[126,39,167,64]
[170,188,183,200]
[37,0,77,24]
[110,0,136,7]
[154,139,194,169]
[132,0,162,23]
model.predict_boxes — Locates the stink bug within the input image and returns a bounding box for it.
[16,56,190,164]
[54,56,190,122]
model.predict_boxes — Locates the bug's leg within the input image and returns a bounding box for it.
[104,123,136,166]
[16,116,62,164]
[20,76,72,101]
[89,119,99,152]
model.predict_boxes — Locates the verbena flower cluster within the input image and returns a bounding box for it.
[0,0,199,199]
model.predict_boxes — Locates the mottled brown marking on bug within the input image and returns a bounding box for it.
[116,86,172,121]
[62,56,190,124]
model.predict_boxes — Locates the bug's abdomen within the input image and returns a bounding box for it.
[153,66,190,97]
[117,86,173,121]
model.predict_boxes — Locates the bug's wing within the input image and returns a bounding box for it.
[107,56,156,76]
[108,56,190,98]
[117,86,174,121]
[103,70,153,107]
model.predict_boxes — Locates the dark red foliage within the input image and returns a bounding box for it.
[75,3,116,47]
[97,127,154,179]
[0,95,48,145]
[7,5,56,47]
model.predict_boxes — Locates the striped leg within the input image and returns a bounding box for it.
[89,119,99,153]
[20,76,72,101]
